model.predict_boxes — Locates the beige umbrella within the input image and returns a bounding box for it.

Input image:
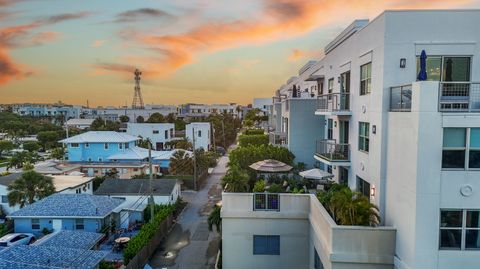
[249,159,293,173]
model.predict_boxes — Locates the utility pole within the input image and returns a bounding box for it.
[192,127,197,191]
[148,143,154,222]
[212,124,216,151]
[221,120,226,148]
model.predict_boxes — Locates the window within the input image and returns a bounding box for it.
[119,143,123,149]
[87,157,92,162]
[440,209,480,250]
[31,219,40,230]
[104,143,109,150]
[360,63,372,95]
[70,143,79,148]
[165,130,168,139]
[356,176,370,198]
[1,196,7,203]
[314,248,324,269]
[75,219,84,230]
[442,128,466,168]
[98,158,103,162]
[254,193,279,211]
[416,56,471,82]
[125,143,129,149]
[85,143,89,148]
[358,122,370,152]
[253,235,280,255]
[198,130,202,137]
[441,128,480,169]
[328,78,334,98]
[153,130,159,134]
[327,119,333,140]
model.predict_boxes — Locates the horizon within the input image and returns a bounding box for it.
[1,1,480,107]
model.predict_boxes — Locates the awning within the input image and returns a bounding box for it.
[249,159,293,173]
[299,168,334,180]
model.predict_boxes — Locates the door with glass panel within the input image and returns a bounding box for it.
[340,71,350,110]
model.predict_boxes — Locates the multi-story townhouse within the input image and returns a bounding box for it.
[268,61,325,168]
[126,123,176,150]
[178,103,240,118]
[229,9,480,269]
[186,122,212,150]
[11,103,87,119]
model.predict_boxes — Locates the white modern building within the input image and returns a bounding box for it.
[178,103,240,118]
[126,123,176,150]
[65,118,95,130]
[93,104,177,123]
[242,9,480,269]
[253,98,273,114]
[186,122,211,150]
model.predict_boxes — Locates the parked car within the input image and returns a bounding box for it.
[0,233,35,247]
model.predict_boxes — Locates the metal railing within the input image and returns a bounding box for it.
[254,193,280,211]
[439,82,480,112]
[390,85,412,112]
[317,93,350,113]
[315,139,350,162]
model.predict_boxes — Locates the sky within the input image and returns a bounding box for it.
[0,0,479,107]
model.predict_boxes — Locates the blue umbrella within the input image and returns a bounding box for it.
[417,50,427,81]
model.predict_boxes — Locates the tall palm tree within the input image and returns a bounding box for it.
[168,150,193,176]
[7,170,56,208]
[329,187,380,226]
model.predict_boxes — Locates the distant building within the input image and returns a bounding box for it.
[178,103,239,118]
[92,104,177,123]
[186,122,211,150]
[126,123,176,150]
[11,103,90,119]
[252,98,272,114]
[65,118,95,130]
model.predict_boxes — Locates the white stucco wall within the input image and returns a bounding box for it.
[186,122,211,150]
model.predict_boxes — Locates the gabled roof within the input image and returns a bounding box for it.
[60,131,139,143]
[0,245,107,269]
[33,230,104,250]
[8,194,124,218]
[95,178,177,196]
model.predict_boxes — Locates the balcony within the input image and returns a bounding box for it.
[269,131,287,146]
[315,93,351,116]
[439,82,480,112]
[314,139,350,166]
[390,84,412,112]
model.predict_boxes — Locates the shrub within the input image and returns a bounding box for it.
[228,144,295,170]
[244,129,264,135]
[252,180,266,192]
[238,134,269,147]
[267,183,283,193]
[123,205,175,264]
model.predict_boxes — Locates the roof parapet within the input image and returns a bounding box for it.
[324,19,369,55]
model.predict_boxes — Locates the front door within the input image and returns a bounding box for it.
[340,71,350,109]
[339,120,349,144]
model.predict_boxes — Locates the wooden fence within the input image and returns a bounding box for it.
[125,214,174,269]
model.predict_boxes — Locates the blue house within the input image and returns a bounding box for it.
[7,193,125,236]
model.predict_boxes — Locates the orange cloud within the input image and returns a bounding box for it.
[0,12,90,85]
[92,39,107,47]
[288,48,324,62]
[97,0,472,79]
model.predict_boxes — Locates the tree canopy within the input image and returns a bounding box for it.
[7,170,56,208]
[146,113,166,123]
[0,141,14,157]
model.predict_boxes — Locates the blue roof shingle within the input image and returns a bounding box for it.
[33,230,104,250]
[9,194,124,218]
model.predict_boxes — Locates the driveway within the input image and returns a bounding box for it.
[148,154,227,269]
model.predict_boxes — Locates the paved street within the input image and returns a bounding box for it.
[148,154,227,269]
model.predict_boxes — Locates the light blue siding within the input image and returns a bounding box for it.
[67,141,136,162]
[13,218,104,236]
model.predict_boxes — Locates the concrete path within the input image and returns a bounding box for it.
[148,155,227,269]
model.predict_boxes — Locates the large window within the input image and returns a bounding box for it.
[360,63,371,95]
[328,78,334,97]
[356,176,370,198]
[253,235,280,255]
[440,209,480,250]
[70,143,79,148]
[416,56,471,81]
[1,195,7,203]
[358,122,370,152]
[442,128,480,169]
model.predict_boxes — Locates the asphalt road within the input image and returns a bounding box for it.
[147,155,227,269]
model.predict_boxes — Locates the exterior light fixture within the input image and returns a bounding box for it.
[370,186,376,197]
[400,58,406,68]
[372,125,376,134]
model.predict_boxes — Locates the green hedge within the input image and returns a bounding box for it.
[123,205,175,264]
[229,144,295,170]
[238,134,269,147]
[244,129,264,135]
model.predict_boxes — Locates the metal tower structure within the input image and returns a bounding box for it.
[132,68,144,109]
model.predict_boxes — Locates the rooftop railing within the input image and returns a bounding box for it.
[315,139,349,162]
[316,93,350,113]
[439,82,480,112]
[390,84,412,112]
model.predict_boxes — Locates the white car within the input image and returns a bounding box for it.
[0,233,35,247]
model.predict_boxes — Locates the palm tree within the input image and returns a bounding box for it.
[7,170,56,208]
[208,205,221,232]
[221,165,249,192]
[329,187,380,226]
[168,150,193,176]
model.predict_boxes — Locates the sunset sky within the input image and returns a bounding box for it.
[1,0,479,107]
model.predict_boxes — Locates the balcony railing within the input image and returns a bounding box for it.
[390,84,412,112]
[315,139,349,162]
[316,93,350,113]
[439,82,480,112]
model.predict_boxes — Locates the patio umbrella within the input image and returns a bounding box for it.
[249,159,293,173]
[299,168,334,180]
[417,50,427,81]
